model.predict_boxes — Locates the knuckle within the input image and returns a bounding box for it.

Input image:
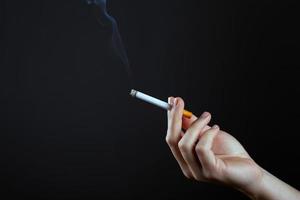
[165,136,177,146]
[178,140,189,152]
[195,145,206,155]
[183,171,193,179]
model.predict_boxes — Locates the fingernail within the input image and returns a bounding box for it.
[201,112,210,118]
[173,98,178,108]
[212,125,219,129]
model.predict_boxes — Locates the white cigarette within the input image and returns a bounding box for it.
[130,89,193,118]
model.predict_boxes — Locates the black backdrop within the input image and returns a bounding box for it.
[0,1,299,199]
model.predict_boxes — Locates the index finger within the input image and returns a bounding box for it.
[166,97,194,179]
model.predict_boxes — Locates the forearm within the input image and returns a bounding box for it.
[246,169,300,200]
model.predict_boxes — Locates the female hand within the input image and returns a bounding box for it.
[166,97,263,195]
[166,97,300,199]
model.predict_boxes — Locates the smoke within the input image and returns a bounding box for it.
[86,0,133,87]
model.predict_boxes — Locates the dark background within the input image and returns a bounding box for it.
[0,0,299,199]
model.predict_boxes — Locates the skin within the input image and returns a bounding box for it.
[166,97,300,200]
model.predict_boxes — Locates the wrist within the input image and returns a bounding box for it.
[238,166,266,199]
[246,168,268,199]
[243,168,300,200]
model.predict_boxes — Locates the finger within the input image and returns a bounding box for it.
[182,115,212,131]
[181,125,210,138]
[195,125,219,179]
[166,97,193,179]
[178,112,212,180]
[182,114,211,137]
[169,146,194,179]
[202,125,211,133]
[167,97,174,123]
[186,112,211,139]
[167,97,184,143]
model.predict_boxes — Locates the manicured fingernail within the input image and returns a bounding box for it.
[201,112,210,118]
[212,125,219,129]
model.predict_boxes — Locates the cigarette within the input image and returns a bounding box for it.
[130,89,193,118]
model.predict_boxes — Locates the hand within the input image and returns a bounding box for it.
[166,97,300,199]
[166,97,263,195]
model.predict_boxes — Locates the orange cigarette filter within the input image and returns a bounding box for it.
[183,110,193,118]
